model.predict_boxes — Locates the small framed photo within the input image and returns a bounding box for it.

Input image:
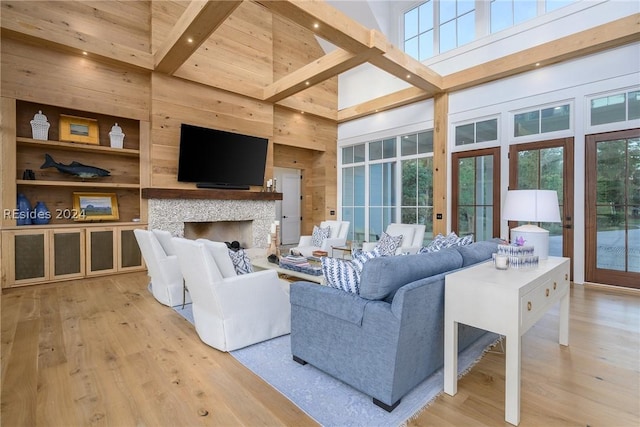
[60,114,99,145]
[73,192,119,221]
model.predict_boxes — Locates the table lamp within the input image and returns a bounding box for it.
[502,189,561,260]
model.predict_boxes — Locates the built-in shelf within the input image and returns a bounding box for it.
[142,188,283,201]
[17,137,140,157]
[17,180,140,189]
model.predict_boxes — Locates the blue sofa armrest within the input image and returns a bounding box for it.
[290,281,370,326]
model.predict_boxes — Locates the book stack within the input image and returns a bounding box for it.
[496,244,538,269]
[279,255,323,276]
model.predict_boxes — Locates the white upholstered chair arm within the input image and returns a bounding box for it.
[321,237,348,251]
[397,245,421,255]
[361,241,377,252]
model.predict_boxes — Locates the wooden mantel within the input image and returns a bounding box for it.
[141,188,283,201]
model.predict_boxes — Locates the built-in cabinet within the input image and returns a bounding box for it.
[1,98,147,288]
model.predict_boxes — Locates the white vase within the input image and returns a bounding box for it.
[109,123,125,149]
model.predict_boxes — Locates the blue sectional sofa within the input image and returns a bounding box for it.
[290,240,500,411]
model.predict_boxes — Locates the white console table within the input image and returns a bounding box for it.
[444,257,570,426]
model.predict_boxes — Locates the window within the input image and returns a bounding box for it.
[455,118,498,146]
[590,90,640,126]
[490,0,537,33]
[514,104,571,137]
[403,0,578,60]
[341,131,434,244]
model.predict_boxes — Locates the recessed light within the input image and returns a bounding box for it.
[406,74,411,79]
[305,81,310,86]
[313,23,319,29]
[82,51,88,56]
[187,37,193,43]
[535,62,541,67]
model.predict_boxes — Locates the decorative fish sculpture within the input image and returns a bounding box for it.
[40,154,110,178]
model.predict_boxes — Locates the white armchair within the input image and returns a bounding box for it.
[171,237,291,352]
[362,223,426,255]
[291,220,350,258]
[134,229,190,307]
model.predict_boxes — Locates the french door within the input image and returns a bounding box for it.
[451,148,501,241]
[509,138,574,272]
[585,129,640,288]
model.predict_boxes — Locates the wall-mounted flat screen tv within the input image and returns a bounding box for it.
[177,123,268,190]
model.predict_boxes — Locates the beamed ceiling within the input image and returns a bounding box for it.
[2,0,639,122]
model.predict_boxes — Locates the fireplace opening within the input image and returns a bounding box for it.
[184,220,253,248]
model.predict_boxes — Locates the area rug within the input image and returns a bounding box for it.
[173,303,499,427]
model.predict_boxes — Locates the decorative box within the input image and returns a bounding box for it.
[30,110,50,140]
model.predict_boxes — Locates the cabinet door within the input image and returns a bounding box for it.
[86,228,117,276]
[3,230,49,286]
[117,226,144,272]
[51,229,85,280]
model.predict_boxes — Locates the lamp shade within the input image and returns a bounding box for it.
[502,190,561,223]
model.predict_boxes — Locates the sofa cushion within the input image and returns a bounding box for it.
[321,257,360,294]
[456,239,500,267]
[228,249,253,275]
[311,225,330,247]
[375,232,403,256]
[359,248,464,300]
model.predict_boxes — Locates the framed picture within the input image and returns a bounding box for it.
[60,114,99,145]
[73,192,119,221]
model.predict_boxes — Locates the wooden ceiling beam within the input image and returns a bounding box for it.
[254,0,372,54]
[263,48,379,103]
[154,0,242,74]
[442,13,640,92]
[337,87,431,123]
[367,30,443,94]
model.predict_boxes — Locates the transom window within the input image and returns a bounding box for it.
[513,104,571,138]
[454,118,498,146]
[590,90,640,126]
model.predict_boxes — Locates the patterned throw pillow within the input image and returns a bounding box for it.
[321,257,360,294]
[311,225,331,247]
[228,249,253,275]
[351,248,383,273]
[418,232,474,253]
[375,232,403,256]
[458,234,474,246]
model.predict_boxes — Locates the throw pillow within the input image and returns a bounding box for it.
[228,249,253,275]
[311,225,330,247]
[321,257,360,294]
[351,248,383,273]
[375,232,403,256]
[457,234,474,246]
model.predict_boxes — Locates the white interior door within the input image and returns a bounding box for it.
[274,168,301,245]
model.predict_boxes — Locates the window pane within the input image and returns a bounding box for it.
[491,0,513,33]
[342,146,353,164]
[591,94,626,126]
[405,6,419,39]
[458,0,475,15]
[458,11,475,46]
[418,131,434,154]
[370,163,382,205]
[514,0,537,24]
[418,157,433,209]
[517,150,540,189]
[514,111,540,136]
[401,207,417,224]
[383,138,396,159]
[342,167,354,205]
[405,36,419,60]
[476,118,498,142]
[419,31,434,60]
[419,1,433,32]
[455,123,475,145]
[402,159,417,206]
[440,0,456,22]
[401,134,417,156]
[541,105,570,133]
[596,140,626,205]
[458,157,475,205]
[477,155,494,205]
[369,207,383,242]
[354,144,365,163]
[369,140,382,160]
[440,20,457,53]
[540,147,564,200]
[354,165,365,205]
[628,90,640,120]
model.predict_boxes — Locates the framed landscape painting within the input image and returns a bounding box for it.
[73,192,119,221]
[60,114,99,145]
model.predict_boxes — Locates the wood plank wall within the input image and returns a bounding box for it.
[1,0,338,231]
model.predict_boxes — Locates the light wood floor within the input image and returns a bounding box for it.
[2,272,639,426]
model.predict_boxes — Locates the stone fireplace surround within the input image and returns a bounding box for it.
[144,189,281,256]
